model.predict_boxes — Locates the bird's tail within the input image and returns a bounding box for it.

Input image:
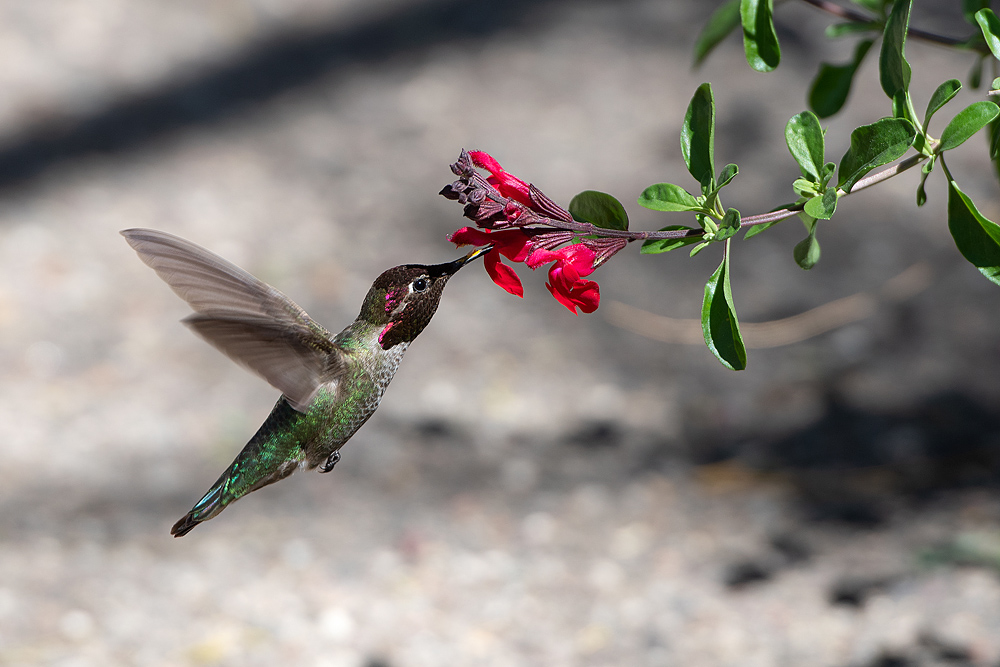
[170,397,306,537]
[170,469,233,537]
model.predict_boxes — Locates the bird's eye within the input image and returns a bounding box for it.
[412,278,428,293]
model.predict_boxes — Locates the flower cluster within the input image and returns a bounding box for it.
[441,150,626,314]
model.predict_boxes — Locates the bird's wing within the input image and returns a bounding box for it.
[122,228,346,411]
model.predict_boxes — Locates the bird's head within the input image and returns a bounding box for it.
[360,245,492,349]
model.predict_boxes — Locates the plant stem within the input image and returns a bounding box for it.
[799,0,974,50]
[738,205,802,229]
[737,153,928,230]
[457,151,928,242]
[798,0,872,24]
[844,152,926,193]
[938,153,954,182]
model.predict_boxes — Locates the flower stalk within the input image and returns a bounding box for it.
[444,147,927,248]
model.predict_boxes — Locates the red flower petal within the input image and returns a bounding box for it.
[572,280,600,313]
[545,261,600,314]
[545,277,600,314]
[450,226,531,263]
[526,243,597,276]
[494,232,531,263]
[484,250,523,297]
[449,226,492,246]
[468,150,503,174]
[468,150,533,208]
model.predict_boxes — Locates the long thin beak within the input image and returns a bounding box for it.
[460,243,494,264]
[429,243,495,277]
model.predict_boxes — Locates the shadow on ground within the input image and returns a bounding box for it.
[5,390,998,544]
[0,0,643,190]
[686,390,1000,527]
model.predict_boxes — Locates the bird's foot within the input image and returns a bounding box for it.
[318,451,341,473]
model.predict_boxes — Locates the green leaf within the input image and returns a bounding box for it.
[699,214,719,236]
[965,0,992,25]
[880,0,912,100]
[939,101,1000,152]
[803,188,838,219]
[704,165,740,210]
[976,9,1000,59]
[641,226,703,254]
[809,40,873,118]
[793,235,821,270]
[891,90,913,124]
[793,178,819,197]
[891,93,921,149]
[821,161,836,182]
[924,79,962,131]
[916,156,934,206]
[569,190,629,231]
[690,241,711,257]
[948,179,1000,285]
[740,0,781,72]
[793,215,821,270]
[785,111,826,181]
[717,163,739,189]
[702,240,747,370]
[637,183,703,212]
[682,83,716,192]
[715,208,741,241]
[838,117,916,191]
[694,0,742,66]
[826,22,879,39]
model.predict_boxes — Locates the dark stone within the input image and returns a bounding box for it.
[724,560,772,588]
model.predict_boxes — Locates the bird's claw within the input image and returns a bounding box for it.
[318,450,341,473]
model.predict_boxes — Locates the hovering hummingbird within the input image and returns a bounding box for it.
[122,228,489,537]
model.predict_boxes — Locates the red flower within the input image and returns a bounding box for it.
[449,227,531,297]
[447,152,605,314]
[526,244,600,314]
[546,260,600,314]
[468,151,533,208]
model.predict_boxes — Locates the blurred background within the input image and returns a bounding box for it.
[1,1,999,665]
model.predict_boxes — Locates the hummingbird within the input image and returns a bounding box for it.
[122,228,489,537]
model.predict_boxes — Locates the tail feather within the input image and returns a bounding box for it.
[171,514,203,537]
[170,475,229,537]
[170,397,307,537]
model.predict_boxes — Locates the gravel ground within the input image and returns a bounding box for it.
[1,1,1000,666]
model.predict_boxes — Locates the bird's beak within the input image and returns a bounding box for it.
[430,243,495,277]
[459,243,494,264]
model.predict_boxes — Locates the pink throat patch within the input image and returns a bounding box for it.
[378,321,395,345]
[384,288,405,314]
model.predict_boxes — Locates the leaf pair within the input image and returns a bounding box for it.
[639,83,740,256]
[913,78,998,205]
[638,83,747,370]
[786,111,836,214]
[808,0,911,119]
[782,111,832,269]
[683,84,747,370]
[886,3,1000,153]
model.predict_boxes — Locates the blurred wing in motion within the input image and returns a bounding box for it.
[122,228,346,411]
